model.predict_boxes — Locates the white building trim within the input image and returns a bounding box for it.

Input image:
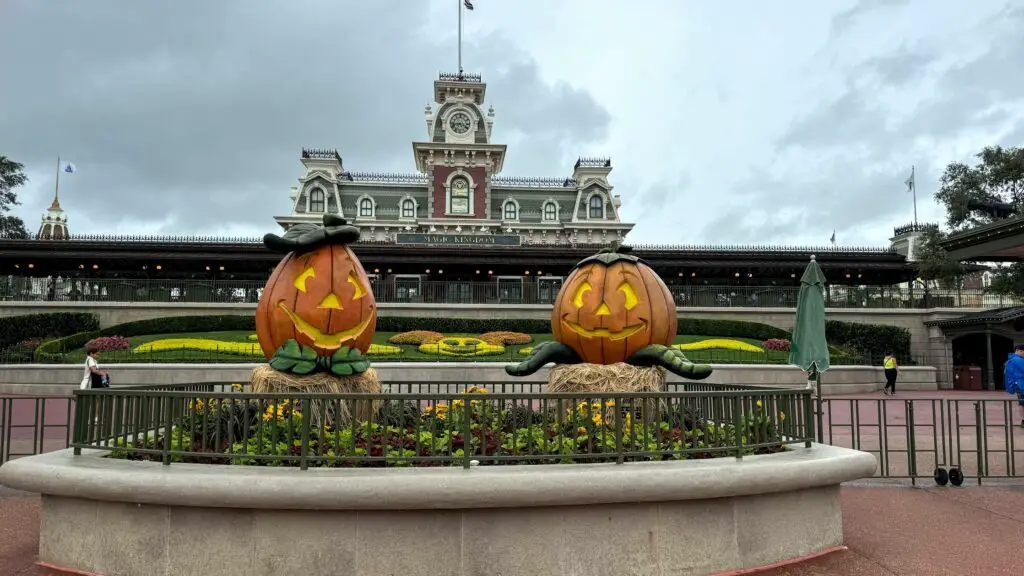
[356,194,377,220]
[444,169,476,217]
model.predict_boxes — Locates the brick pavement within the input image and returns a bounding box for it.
[2,483,1022,575]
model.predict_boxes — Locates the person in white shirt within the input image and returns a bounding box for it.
[81,346,108,423]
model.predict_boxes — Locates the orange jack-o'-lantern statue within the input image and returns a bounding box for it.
[256,215,376,376]
[506,244,711,380]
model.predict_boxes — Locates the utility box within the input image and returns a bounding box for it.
[953,365,982,391]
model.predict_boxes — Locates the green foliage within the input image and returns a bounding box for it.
[0,156,29,240]
[986,263,1024,297]
[328,346,370,375]
[915,226,965,288]
[269,340,318,375]
[934,145,1024,231]
[675,318,789,340]
[95,315,254,338]
[376,316,551,334]
[825,320,911,361]
[0,312,98,350]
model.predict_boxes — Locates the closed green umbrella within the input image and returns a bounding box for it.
[789,255,830,442]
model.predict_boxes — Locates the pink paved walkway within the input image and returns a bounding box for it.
[2,484,1023,575]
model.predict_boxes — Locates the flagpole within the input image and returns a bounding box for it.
[911,165,917,228]
[53,155,61,208]
[457,0,463,75]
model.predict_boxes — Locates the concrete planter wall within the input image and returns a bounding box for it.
[0,445,876,576]
[0,361,937,396]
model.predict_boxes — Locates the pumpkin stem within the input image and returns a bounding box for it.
[600,241,632,255]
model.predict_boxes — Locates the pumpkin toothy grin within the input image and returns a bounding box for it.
[277,301,375,350]
[562,317,646,341]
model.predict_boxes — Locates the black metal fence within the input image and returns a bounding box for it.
[70,382,810,468]
[2,277,1017,308]
[5,389,1022,484]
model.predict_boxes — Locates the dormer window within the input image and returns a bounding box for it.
[588,195,604,219]
[543,201,557,221]
[309,188,325,213]
[401,199,416,219]
[503,200,518,221]
[358,197,375,218]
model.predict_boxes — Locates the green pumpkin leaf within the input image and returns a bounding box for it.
[291,359,317,375]
[331,363,354,376]
[281,339,302,357]
[270,339,319,375]
[328,346,370,375]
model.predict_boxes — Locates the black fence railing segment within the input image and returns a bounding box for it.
[2,276,1019,309]
[69,383,813,470]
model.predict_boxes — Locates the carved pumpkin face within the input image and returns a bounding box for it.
[552,249,676,364]
[255,244,377,359]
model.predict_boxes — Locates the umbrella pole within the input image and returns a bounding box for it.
[816,371,824,444]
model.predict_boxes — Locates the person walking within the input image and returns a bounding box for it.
[882,350,899,395]
[80,345,109,422]
[1003,343,1024,428]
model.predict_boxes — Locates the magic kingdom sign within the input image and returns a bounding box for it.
[395,233,522,246]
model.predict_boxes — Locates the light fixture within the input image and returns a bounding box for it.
[438,269,443,274]
[387,268,392,273]
[857,273,862,279]
[790,273,796,278]
[218,266,225,271]
[691,272,696,277]
[475,270,480,274]
[488,270,493,275]
[845,273,851,279]
[205,266,211,271]
[78,264,84,269]
[27,263,34,269]
[156,265,162,271]
[373,268,380,274]
[734,272,740,278]
[678,272,683,277]
[747,273,753,278]
[92,264,99,270]
[425,269,431,274]
[13,264,19,269]
[142,265,148,271]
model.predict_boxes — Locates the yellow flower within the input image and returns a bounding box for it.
[675,339,764,353]
[604,400,616,408]
[190,399,205,412]
[577,427,588,434]
[230,383,243,392]
[467,386,489,394]
[779,411,786,422]
[424,405,435,414]
[453,399,465,408]
[756,400,763,408]
[592,413,603,426]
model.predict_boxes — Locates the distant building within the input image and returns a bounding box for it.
[37,190,69,240]
[274,72,633,246]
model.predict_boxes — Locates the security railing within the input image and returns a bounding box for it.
[71,382,811,469]
[1,277,1017,308]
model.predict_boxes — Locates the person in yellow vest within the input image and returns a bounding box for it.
[882,350,899,395]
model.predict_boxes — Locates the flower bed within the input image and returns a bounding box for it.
[99,386,796,468]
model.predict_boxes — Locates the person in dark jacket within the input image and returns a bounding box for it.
[1004,343,1024,428]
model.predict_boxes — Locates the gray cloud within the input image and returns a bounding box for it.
[829,0,910,37]
[0,1,609,234]
[699,1,1023,244]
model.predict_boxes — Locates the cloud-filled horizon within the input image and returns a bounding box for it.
[1,0,1021,246]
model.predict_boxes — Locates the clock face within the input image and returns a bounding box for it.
[449,112,472,135]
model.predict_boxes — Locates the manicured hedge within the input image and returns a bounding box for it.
[376,317,552,334]
[0,312,98,349]
[825,320,911,360]
[676,318,788,341]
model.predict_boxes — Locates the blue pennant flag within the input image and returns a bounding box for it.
[62,162,76,174]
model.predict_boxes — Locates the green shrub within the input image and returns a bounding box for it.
[676,318,789,340]
[34,331,98,362]
[825,320,911,361]
[0,312,98,349]
[94,315,255,338]
[376,317,552,334]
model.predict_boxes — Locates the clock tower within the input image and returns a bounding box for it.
[414,72,507,220]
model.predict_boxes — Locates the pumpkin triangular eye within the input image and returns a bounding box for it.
[572,281,593,308]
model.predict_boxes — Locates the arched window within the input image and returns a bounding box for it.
[359,198,374,218]
[503,200,518,221]
[588,195,604,219]
[309,188,325,213]
[449,176,471,215]
[543,202,557,221]
[401,199,415,219]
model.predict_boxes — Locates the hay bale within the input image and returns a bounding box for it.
[549,363,665,423]
[249,364,381,428]
[548,363,665,393]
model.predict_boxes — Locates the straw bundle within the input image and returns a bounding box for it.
[548,363,666,423]
[249,364,381,429]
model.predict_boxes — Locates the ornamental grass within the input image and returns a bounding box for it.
[478,331,533,345]
[387,331,444,345]
[676,339,764,353]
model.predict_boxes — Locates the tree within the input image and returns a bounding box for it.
[934,145,1024,231]
[915,225,965,289]
[0,156,29,239]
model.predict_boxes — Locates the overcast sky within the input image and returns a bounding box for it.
[2,0,1022,246]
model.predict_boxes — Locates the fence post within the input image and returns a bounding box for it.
[462,395,472,469]
[162,396,173,466]
[975,402,985,484]
[299,404,311,471]
[733,395,743,459]
[906,401,917,483]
